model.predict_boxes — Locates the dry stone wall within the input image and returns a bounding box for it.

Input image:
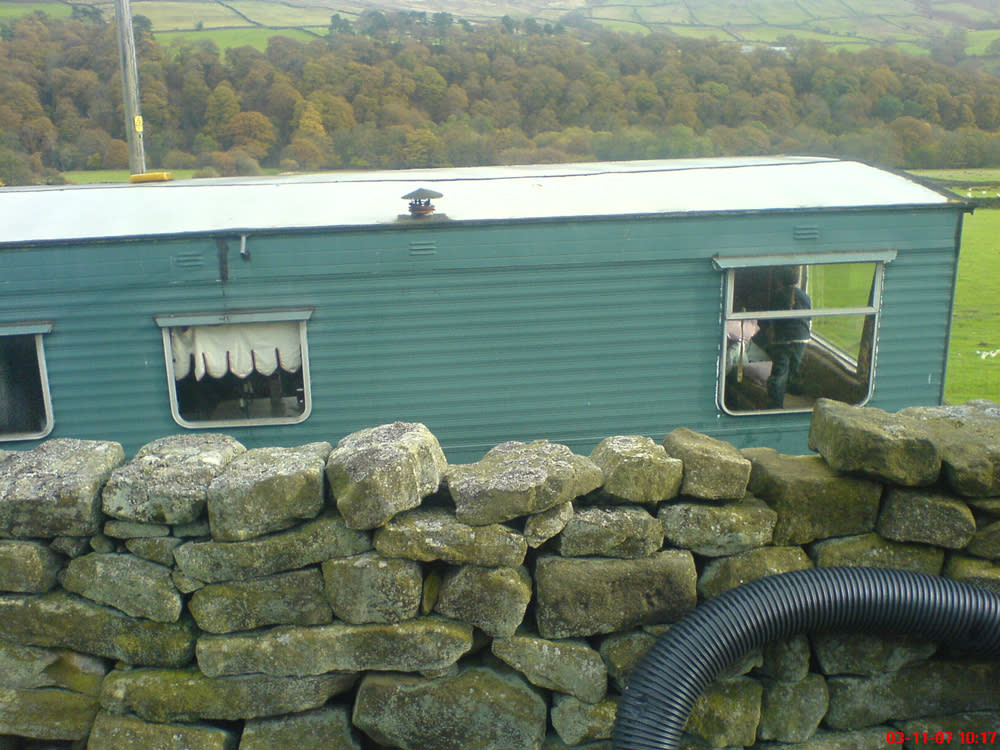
[1,400,999,750]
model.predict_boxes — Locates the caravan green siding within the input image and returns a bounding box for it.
[0,158,967,461]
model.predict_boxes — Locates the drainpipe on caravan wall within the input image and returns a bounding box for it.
[612,566,1000,750]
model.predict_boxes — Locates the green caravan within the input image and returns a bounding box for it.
[0,157,969,461]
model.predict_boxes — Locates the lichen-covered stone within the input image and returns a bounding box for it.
[0,438,124,537]
[88,711,238,750]
[757,635,811,682]
[899,400,1000,497]
[492,634,607,703]
[433,565,532,638]
[662,427,751,501]
[62,552,183,623]
[0,540,62,593]
[196,618,473,677]
[757,674,828,743]
[0,591,196,667]
[967,520,1000,560]
[524,501,574,548]
[876,488,976,549]
[0,641,106,694]
[550,694,618,746]
[322,551,422,624]
[535,550,696,638]
[0,686,98,741]
[326,422,447,530]
[188,568,332,634]
[809,399,942,486]
[697,546,813,599]
[589,435,682,504]
[102,434,244,524]
[125,536,183,566]
[352,668,547,750]
[659,498,777,557]
[809,532,944,575]
[103,519,170,538]
[557,506,663,558]
[745,448,882,545]
[825,660,1000,729]
[446,440,604,526]
[174,513,371,583]
[598,630,656,692]
[811,633,936,677]
[100,666,355,723]
[373,507,526,567]
[207,442,331,541]
[684,676,762,748]
[241,705,361,750]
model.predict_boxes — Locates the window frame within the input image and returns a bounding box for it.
[0,321,55,440]
[154,309,314,429]
[713,251,896,416]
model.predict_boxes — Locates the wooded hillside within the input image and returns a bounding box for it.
[4,9,1000,184]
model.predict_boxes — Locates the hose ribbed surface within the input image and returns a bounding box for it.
[612,566,1000,750]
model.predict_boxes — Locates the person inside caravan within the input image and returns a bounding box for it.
[754,266,812,409]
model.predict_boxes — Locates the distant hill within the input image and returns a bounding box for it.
[4,0,1000,57]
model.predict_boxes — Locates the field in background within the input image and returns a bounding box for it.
[3,0,1000,55]
[943,206,1000,405]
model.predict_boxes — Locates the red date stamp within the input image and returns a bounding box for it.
[887,731,998,745]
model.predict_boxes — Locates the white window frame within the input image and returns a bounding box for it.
[0,321,55,440]
[154,309,313,429]
[713,250,896,415]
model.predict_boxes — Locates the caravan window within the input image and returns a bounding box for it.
[0,322,54,440]
[155,310,312,427]
[714,253,893,415]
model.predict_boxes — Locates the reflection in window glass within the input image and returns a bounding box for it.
[721,262,883,414]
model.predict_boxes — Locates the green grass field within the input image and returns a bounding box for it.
[944,207,1000,404]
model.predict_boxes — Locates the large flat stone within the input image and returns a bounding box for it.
[353,668,547,750]
[809,399,941,486]
[196,618,473,677]
[99,667,356,723]
[173,513,371,583]
[0,439,124,537]
[745,448,883,545]
[446,440,604,526]
[207,442,331,541]
[0,591,196,667]
[102,434,244,524]
[535,550,696,638]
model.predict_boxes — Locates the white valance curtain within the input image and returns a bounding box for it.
[170,322,302,381]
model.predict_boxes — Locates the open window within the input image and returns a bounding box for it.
[0,322,54,440]
[154,309,312,427]
[714,251,895,414]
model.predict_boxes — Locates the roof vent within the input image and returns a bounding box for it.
[403,188,443,218]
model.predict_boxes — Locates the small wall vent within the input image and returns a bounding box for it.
[171,252,205,271]
[409,240,437,256]
[793,225,821,241]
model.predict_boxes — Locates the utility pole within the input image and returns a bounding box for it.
[113,0,146,175]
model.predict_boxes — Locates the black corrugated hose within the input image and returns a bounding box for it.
[612,566,1000,750]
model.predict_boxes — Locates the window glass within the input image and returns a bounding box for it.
[158,315,311,427]
[0,329,54,439]
[720,262,882,414]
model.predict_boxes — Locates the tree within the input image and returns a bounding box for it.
[224,110,276,159]
[204,80,240,141]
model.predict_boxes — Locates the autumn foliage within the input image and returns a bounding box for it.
[4,9,1000,184]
